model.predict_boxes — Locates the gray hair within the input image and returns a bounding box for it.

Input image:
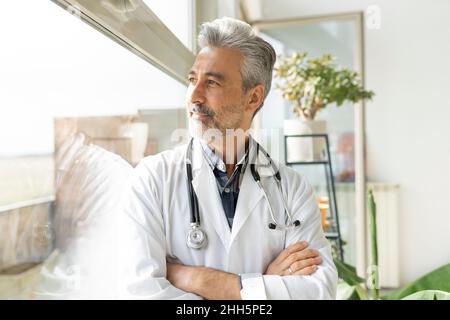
[198,17,276,114]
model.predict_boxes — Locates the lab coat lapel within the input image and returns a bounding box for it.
[230,140,275,244]
[229,167,263,244]
[190,139,231,250]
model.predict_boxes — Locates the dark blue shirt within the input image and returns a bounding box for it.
[200,140,249,229]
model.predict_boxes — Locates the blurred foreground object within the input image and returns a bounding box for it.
[1,132,133,299]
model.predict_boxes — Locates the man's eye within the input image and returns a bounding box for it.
[207,80,218,86]
[188,77,196,84]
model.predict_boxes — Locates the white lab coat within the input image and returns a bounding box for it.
[119,137,337,299]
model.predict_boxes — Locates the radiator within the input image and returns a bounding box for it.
[333,182,400,288]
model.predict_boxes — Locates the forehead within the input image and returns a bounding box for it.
[190,46,243,80]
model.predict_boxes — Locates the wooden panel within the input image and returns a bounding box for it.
[55,115,148,166]
[0,202,53,273]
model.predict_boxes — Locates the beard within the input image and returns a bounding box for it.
[188,103,244,142]
[188,103,216,141]
[188,117,217,141]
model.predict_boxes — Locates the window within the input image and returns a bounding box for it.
[0,1,193,277]
[143,0,193,49]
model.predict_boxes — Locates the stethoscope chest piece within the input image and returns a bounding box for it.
[187,223,208,249]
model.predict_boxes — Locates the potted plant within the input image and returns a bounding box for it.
[275,52,374,161]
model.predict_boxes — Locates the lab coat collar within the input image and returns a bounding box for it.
[229,162,263,244]
[250,139,278,178]
[191,138,204,172]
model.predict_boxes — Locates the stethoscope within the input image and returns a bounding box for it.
[185,137,301,250]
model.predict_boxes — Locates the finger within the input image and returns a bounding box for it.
[281,249,319,270]
[291,256,322,272]
[275,241,309,264]
[282,267,295,276]
[286,241,309,254]
[277,241,308,263]
[294,265,318,276]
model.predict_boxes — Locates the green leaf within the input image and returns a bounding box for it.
[337,281,359,300]
[383,263,450,300]
[354,284,369,300]
[401,290,450,300]
[367,189,379,300]
[336,281,369,300]
[333,257,365,286]
[274,50,375,119]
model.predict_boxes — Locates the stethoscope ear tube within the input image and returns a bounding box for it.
[186,139,207,249]
[186,139,200,225]
[268,220,301,230]
[251,143,301,231]
[250,163,260,181]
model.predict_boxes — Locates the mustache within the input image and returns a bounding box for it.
[190,104,215,117]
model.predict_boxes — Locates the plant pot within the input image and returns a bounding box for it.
[284,119,327,162]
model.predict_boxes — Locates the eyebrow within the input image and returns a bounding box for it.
[188,70,225,81]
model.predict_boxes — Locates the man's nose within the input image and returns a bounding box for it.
[188,82,206,105]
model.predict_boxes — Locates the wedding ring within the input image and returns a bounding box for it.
[288,267,294,274]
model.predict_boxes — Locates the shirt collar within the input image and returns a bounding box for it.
[200,136,252,173]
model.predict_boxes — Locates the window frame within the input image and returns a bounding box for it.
[50,0,195,85]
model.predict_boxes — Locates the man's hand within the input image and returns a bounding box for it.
[265,241,322,276]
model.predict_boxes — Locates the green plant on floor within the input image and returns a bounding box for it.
[334,189,450,300]
[274,52,374,120]
[367,190,379,299]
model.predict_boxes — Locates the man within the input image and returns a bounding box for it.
[121,17,337,300]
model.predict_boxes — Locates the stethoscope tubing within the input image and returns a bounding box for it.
[185,137,300,249]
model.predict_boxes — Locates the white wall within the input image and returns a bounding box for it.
[144,0,192,49]
[0,0,188,156]
[251,0,450,285]
[195,0,241,40]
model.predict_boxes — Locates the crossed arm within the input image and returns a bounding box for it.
[166,241,322,300]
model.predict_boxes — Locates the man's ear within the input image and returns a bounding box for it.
[245,84,265,114]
